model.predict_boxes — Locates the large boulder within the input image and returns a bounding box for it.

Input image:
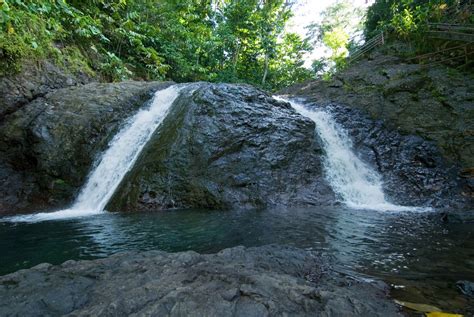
[0,245,402,316]
[0,81,173,215]
[108,83,334,211]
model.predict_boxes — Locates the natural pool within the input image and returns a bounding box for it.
[1,207,473,314]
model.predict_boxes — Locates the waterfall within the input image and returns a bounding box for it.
[8,85,183,222]
[277,97,429,212]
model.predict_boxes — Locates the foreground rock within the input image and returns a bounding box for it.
[0,245,402,316]
[0,81,172,215]
[108,83,334,211]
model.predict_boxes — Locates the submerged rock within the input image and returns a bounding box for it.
[441,210,474,223]
[457,280,474,297]
[108,83,334,211]
[0,81,173,215]
[0,245,402,316]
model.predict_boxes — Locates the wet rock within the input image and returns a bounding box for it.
[0,81,173,215]
[108,83,335,211]
[0,60,91,121]
[457,280,474,297]
[313,103,466,208]
[0,245,402,316]
[280,47,473,208]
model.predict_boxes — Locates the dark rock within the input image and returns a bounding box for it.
[0,81,173,215]
[311,102,466,208]
[457,280,474,297]
[0,60,91,121]
[441,210,474,223]
[108,83,335,211]
[0,245,402,316]
[280,49,473,208]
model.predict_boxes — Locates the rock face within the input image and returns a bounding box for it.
[108,83,334,211]
[318,103,464,207]
[281,49,473,205]
[0,245,402,316]
[1,70,468,214]
[0,81,173,215]
[0,81,334,215]
[0,60,91,121]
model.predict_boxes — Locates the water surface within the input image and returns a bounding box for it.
[1,207,473,313]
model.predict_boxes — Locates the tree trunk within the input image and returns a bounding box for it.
[232,41,241,76]
[262,53,269,85]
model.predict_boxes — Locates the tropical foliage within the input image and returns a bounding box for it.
[365,0,469,38]
[0,0,312,90]
[306,0,365,77]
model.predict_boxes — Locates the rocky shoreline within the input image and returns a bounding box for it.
[0,245,402,316]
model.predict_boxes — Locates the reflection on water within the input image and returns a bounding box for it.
[1,207,473,313]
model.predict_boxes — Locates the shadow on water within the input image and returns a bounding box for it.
[1,206,473,313]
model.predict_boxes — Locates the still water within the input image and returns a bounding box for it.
[1,207,473,313]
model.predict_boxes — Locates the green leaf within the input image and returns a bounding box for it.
[426,313,463,317]
[394,300,441,312]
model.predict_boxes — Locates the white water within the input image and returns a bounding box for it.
[277,97,430,212]
[7,85,183,222]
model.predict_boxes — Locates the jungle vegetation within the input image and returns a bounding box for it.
[0,0,469,89]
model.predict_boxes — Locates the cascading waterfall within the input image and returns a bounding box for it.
[7,85,183,222]
[277,97,429,212]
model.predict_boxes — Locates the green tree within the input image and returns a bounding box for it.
[365,0,459,38]
[269,32,312,89]
[0,0,312,90]
[307,0,365,75]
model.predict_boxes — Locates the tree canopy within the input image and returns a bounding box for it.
[0,0,313,90]
[365,0,472,38]
[306,0,365,77]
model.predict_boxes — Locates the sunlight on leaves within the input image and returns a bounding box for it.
[394,299,441,312]
[426,312,464,317]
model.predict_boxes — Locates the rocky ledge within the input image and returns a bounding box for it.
[1,71,470,214]
[0,245,402,316]
[280,47,474,201]
[299,102,466,208]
